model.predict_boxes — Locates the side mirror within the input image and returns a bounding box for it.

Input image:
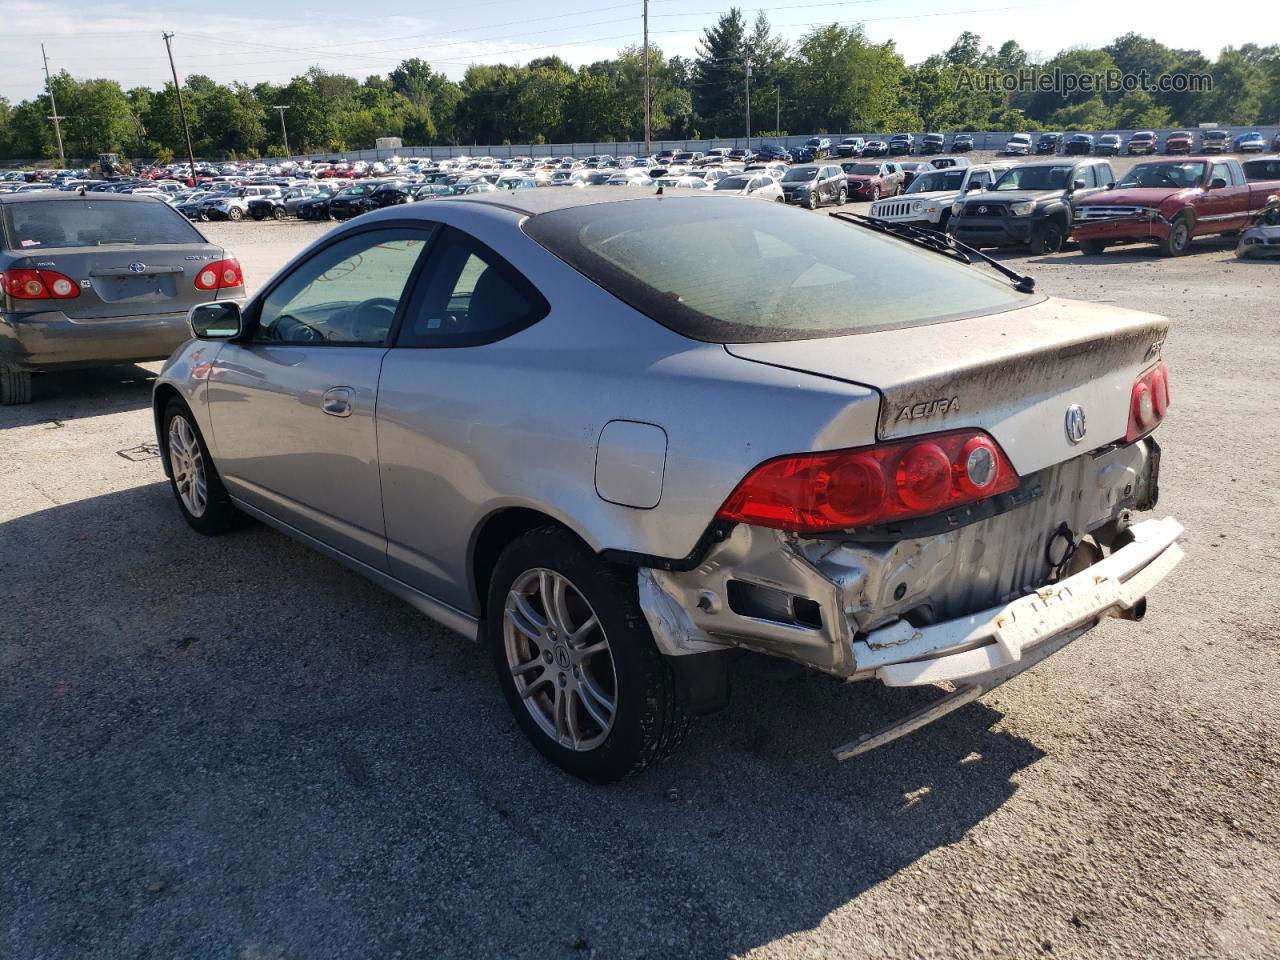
[1106,181,1116,190]
[1071,179,1087,191]
[189,301,243,340]
[966,181,984,192]
[1209,177,1228,190]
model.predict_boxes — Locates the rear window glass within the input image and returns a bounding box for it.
[1243,159,1280,181]
[523,197,1033,343]
[3,199,202,250]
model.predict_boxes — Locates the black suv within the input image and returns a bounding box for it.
[920,133,946,154]
[952,134,975,152]
[1036,133,1064,155]
[948,158,1115,254]
[780,163,847,209]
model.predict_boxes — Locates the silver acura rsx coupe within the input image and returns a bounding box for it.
[154,189,1183,782]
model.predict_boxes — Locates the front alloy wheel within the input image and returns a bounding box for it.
[168,413,208,519]
[806,191,818,210]
[163,400,240,534]
[504,569,617,751]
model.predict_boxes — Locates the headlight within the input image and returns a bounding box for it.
[951,200,965,215]
[1009,201,1035,216]
[912,201,923,213]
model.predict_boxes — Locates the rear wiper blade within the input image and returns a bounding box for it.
[830,212,1036,294]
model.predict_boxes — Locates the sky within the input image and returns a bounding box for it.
[1,0,1276,103]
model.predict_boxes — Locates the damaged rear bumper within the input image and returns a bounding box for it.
[636,440,1184,756]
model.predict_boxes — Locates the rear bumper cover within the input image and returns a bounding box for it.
[0,309,193,371]
[855,516,1183,687]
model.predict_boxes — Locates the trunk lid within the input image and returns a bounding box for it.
[725,296,1168,475]
[11,241,225,319]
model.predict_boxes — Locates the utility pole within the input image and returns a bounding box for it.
[272,105,292,161]
[744,60,752,151]
[776,87,780,136]
[162,33,198,186]
[41,44,66,167]
[642,0,651,157]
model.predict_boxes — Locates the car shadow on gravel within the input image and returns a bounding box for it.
[0,363,156,427]
[1,483,1047,960]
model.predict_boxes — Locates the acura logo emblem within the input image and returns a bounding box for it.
[129,262,147,273]
[1065,404,1087,444]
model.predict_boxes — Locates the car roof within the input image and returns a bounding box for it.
[0,190,162,205]
[433,185,753,218]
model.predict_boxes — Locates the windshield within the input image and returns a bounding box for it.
[992,165,1072,191]
[523,197,1031,343]
[906,170,966,194]
[1116,162,1206,189]
[805,139,821,147]
[783,167,819,182]
[3,199,202,249]
[842,163,880,175]
[715,177,751,191]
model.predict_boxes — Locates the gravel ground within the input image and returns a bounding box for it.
[2,197,1278,960]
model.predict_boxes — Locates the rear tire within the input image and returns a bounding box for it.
[487,526,689,783]
[162,400,240,535]
[837,187,847,206]
[0,364,33,405]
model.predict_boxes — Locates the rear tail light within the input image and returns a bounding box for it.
[1,268,80,300]
[195,258,244,291]
[1125,361,1170,442]
[716,429,1020,533]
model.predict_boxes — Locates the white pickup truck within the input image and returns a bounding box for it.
[870,162,1016,232]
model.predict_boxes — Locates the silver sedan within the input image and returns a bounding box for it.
[155,188,1183,781]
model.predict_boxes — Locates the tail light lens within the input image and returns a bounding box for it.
[717,429,1020,533]
[1,268,80,300]
[195,258,244,291]
[1125,361,1170,442]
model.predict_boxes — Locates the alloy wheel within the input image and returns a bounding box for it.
[503,568,618,751]
[168,415,208,518]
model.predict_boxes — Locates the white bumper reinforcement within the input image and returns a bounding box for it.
[833,516,1184,760]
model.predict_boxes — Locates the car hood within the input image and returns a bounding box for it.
[963,189,1057,204]
[1089,187,1198,206]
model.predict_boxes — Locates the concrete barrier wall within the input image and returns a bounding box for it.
[288,128,1279,163]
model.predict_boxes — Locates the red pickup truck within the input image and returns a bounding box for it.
[1071,157,1280,256]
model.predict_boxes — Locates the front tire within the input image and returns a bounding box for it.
[162,400,240,535]
[272,206,287,221]
[227,207,243,221]
[487,526,688,783]
[1080,239,1108,255]
[1030,219,1066,255]
[805,191,818,211]
[1159,215,1192,257]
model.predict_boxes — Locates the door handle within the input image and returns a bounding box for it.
[321,386,354,418]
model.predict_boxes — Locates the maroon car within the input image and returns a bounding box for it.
[1164,131,1194,154]
[840,161,904,201]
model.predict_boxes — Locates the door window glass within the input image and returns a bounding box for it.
[398,228,548,347]
[255,229,431,344]
[1210,162,1231,186]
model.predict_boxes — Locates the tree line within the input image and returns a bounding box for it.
[0,11,1276,163]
